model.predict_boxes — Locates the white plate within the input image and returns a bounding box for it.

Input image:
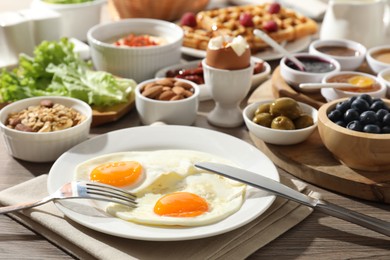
[181,36,312,61]
[47,125,279,241]
[155,58,271,101]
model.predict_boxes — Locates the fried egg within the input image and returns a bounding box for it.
[74,150,246,227]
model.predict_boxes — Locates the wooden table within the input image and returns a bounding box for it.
[1,1,389,259]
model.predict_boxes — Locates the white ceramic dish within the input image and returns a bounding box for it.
[0,96,92,162]
[47,125,278,241]
[181,36,311,61]
[243,100,318,145]
[366,45,390,74]
[321,71,387,102]
[155,58,271,101]
[309,39,366,71]
[31,0,106,41]
[87,18,183,83]
[378,67,390,97]
[135,78,200,125]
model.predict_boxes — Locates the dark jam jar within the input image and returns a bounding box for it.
[286,57,336,73]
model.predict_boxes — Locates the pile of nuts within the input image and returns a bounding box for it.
[6,100,85,132]
[140,78,195,101]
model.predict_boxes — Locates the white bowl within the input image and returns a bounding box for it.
[321,71,387,102]
[31,0,106,41]
[366,45,390,74]
[87,18,183,83]
[0,96,92,162]
[309,39,366,71]
[243,100,318,145]
[154,58,271,101]
[378,67,390,97]
[135,78,199,125]
[280,52,341,92]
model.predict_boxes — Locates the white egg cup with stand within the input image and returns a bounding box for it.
[202,59,254,128]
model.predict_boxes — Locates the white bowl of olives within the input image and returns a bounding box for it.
[243,97,318,145]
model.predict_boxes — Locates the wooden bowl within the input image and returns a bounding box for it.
[108,0,210,21]
[317,98,390,171]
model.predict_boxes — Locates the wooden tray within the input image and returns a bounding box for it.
[271,66,326,109]
[249,80,390,203]
[91,93,135,127]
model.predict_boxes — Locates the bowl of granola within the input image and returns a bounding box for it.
[0,96,92,162]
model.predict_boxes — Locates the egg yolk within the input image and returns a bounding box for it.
[154,192,209,217]
[90,161,143,187]
[348,76,374,88]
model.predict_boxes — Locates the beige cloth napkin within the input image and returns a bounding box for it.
[0,174,319,260]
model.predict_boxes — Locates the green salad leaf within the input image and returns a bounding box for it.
[0,38,136,107]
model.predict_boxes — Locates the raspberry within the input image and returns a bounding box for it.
[239,13,254,27]
[268,3,281,14]
[181,12,197,27]
[263,20,278,32]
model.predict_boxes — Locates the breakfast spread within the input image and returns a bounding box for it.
[114,33,167,47]
[327,94,390,134]
[205,35,251,70]
[327,74,381,93]
[140,78,195,101]
[74,150,246,226]
[5,99,85,132]
[252,97,314,130]
[316,46,360,57]
[180,3,318,53]
[371,48,390,64]
[286,56,336,73]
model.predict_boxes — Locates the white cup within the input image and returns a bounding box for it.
[321,0,388,48]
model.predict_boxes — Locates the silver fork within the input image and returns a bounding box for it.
[0,181,137,214]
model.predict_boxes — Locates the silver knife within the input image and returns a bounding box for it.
[195,162,390,237]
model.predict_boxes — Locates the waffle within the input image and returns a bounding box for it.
[182,4,318,53]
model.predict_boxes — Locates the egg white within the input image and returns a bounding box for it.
[73,149,246,227]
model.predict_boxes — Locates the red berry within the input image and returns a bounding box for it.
[263,20,278,32]
[239,13,254,27]
[268,3,281,14]
[181,12,197,27]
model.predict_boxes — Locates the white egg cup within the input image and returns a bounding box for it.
[202,59,254,128]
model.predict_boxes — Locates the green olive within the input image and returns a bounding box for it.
[255,103,271,115]
[270,97,301,120]
[271,116,295,130]
[294,114,314,129]
[252,113,273,127]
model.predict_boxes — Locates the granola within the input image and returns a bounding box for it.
[6,100,85,132]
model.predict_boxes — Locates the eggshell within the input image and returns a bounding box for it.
[206,46,251,70]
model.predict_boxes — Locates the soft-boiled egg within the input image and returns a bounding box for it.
[73,150,246,226]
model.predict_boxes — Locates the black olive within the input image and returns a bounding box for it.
[328,110,342,122]
[335,120,347,127]
[351,98,370,113]
[363,124,381,134]
[356,94,373,105]
[383,113,390,126]
[376,109,389,122]
[344,109,360,123]
[335,100,351,113]
[347,120,363,132]
[359,111,378,125]
[382,126,390,133]
[370,100,387,111]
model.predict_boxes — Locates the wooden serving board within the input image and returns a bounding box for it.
[271,66,326,109]
[249,80,390,203]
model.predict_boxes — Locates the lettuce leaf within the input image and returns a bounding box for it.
[0,38,136,107]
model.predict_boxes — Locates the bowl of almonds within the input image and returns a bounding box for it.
[135,77,199,125]
[0,96,92,162]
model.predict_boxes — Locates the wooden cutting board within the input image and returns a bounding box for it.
[249,80,390,203]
